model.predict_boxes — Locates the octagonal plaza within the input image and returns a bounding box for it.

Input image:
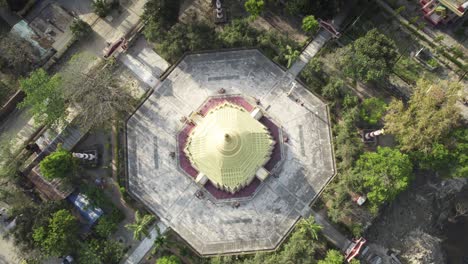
[126,50,335,255]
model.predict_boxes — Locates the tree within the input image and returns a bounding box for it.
[92,0,111,17]
[9,201,66,250]
[244,0,264,19]
[151,225,174,256]
[384,79,461,153]
[79,239,125,264]
[32,209,79,256]
[125,211,156,240]
[142,0,180,42]
[217,19,259,48]
[318,249,344,264]
[0,34,38,76]
[39,146,75,180]
[0,138,21,180]
[285,45,300,68]
[302,15,319,34]
[352,147,413,214]
[359,98,387,125]
[322,78,344,100]
[295,215,322,240]
[19,69,66,126]
[60,53,136,129]
[285,0,343,18]
[338,29,398,82]
[70,18,92,40]
[157,255,181,264]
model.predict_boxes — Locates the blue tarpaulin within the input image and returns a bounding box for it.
[66,193,103,227]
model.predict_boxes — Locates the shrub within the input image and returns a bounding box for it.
[92,0,111,17]
[39,146,75,180]
[244,0,264,19]
[69,19,92,40]
[359,98,387,126]
[302,15,319,34]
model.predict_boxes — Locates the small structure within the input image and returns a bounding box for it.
[345,237,367,262]
[362,129,384,144]
[420,0,468,25]
[67,192,103,228]
[214,0,227,24]
[318,19,341,38]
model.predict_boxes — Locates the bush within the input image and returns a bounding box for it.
[92,0,111,17]
[70,19,92,40]
[244,0,264,19]
[302,15,319,34]
[95,207,124,238]
[359,98,387,126]
[39,146,75,180]
[157,255,181,264]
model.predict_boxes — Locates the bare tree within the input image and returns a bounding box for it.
[0,34,39,76]
[60,53,136,130]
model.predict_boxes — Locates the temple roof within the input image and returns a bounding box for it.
[184,103,274,192]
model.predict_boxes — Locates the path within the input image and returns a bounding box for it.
[123,222,168,264]
[287,4,351,77]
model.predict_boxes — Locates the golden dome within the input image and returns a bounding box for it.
[184,103,274,193]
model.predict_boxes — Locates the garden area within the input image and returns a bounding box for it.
[140,0,346,68]
[296,3,467,246]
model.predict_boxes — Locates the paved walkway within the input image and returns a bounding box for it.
[287,5,351,77]
[123,222,168,264]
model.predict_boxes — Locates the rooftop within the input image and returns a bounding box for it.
[184,102,274,193]
[126,50,335,255]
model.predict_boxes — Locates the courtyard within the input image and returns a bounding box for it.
[126,49,335,255]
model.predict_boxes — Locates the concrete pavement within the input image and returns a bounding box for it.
[123,222,168,264]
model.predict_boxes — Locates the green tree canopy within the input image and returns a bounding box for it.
[384,79,461,153]
[302,15,319,34]
[70,18,92,40]
[352,147,413,213]
[79,239,125,264]
[125,211,156,240]
[338,29,398,82]
[157,255,181,264]
[32,209,79,256]
[360,97,387,125]
[142,0,180,42]
[19,68,66,126]
[244,0,264,19]
[285,0,343,18]
[39,146,75,180]
[10,201,66,250]
[318,249,344,264]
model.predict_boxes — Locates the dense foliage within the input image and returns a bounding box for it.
[283,0,344,18]
[9,201,66,250]
[142,0,180,43]
[352,147,413,213]
[359,98,387,126]
[39,146,74,180]
[79,239,125,264]
[92,0,112,17]
[19,69,66,126]
[32,209,79,256]
[157,255,181,264]
[70,18,92,40]
[302,15,319,34]
[244,0,264,19]
[384,79,461,153]
[211,216,325,264]
[317,249,344,264]
[338,29,398,82]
